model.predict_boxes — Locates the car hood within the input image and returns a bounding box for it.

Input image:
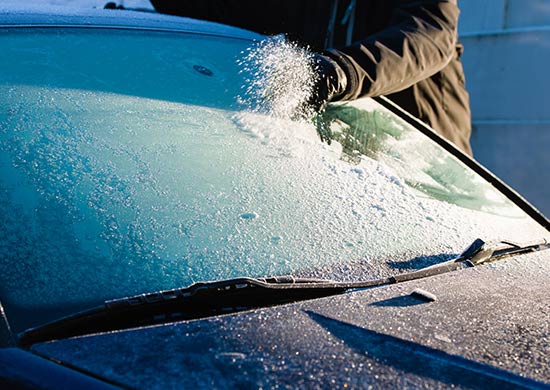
[28,250,550,388]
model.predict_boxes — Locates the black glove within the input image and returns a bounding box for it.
[309,53,348,113]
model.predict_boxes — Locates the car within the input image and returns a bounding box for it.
[0,6,549,389]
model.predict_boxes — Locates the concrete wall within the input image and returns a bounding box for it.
[461,30,550,122]
[458,0,550,217]
[459,0,507,33]
[459,0,550,33]
[506,0,550,29]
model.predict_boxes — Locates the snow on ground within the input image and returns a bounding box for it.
[1,0,153,11]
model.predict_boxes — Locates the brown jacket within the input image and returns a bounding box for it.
[152,0,472,155]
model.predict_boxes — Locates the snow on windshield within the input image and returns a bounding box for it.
[0,28,547,333]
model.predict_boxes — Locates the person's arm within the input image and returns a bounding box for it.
[328,0,460,100]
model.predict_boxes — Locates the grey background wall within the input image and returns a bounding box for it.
[458,0,550,216]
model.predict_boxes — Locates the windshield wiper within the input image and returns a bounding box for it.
[18,276,362,347]
[18,238,548,347]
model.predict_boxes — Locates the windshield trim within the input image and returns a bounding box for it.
[0,300,15,348]
[0,8,263,42]
[373,96,550,231]
[0,24,259,43]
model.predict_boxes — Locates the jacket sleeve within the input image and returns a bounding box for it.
[328,0,460,100]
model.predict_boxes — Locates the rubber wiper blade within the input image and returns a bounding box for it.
[18,276,375,347]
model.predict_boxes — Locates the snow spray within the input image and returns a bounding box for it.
[237,36,319,121]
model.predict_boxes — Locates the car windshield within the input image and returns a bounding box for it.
[0,27,548,334]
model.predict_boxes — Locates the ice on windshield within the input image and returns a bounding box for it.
[0,29,547,333]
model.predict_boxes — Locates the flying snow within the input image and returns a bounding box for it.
[237,36,319,121]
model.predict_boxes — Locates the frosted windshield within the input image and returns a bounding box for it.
[0,28,547,332]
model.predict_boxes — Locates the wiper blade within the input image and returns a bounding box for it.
[18,238,549,347]
[18,276,374,347]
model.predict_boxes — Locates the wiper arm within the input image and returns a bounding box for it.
[391,238,549,283]
[465,239,549,265]
[18,238,549,347]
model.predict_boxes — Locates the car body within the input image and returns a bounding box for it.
[0,7,549,389]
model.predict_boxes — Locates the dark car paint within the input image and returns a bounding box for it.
[0,348,119,389]
[25,251,550,388]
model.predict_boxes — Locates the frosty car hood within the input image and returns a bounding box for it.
[29,251,550,388]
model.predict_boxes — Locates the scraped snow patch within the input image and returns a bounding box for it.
[233,111,323,158]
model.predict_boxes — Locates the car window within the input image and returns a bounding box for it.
[0,28,547,333]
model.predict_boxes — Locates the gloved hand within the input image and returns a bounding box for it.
[308,53,348,113]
